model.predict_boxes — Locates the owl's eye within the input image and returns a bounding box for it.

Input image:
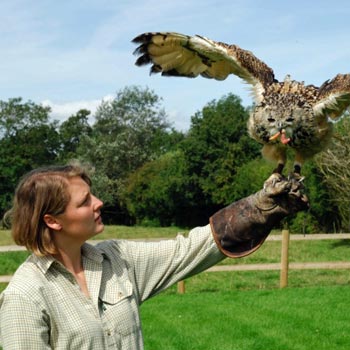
[268,117,275,123]
[286,116,294,122]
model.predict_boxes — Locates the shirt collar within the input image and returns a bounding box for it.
[30,242,104,274]
[30,254,56,274]
[81,242,104,263]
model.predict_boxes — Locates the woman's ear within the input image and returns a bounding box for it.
[43,214,62,231]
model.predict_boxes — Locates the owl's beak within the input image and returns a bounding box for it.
[269,129,291,144]
[269,131,281,141]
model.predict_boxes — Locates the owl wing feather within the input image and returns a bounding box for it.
[313,74,350,120]
[132,32,275,103]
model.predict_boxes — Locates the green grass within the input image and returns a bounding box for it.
[1,228,350,290]
[141,286,350,350]
[0,251,30,275]
[1,226,350,349]
[0,225,185,246]
[217,238,350,266]
[179,269,350,293]
[97,225,186,240]
[0,283,349,349]
[0,229,14,246]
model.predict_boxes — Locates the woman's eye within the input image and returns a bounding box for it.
[80,195,91,206]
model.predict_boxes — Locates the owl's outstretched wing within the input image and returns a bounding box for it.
[313,74,350,120]
[132,32,275,103]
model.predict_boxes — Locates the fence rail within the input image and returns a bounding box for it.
[178,230,350,293]
[1,232,350,287]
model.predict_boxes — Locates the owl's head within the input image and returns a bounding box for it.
[248,93,315,145]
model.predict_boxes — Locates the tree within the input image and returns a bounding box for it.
[79,86,171,177]
[126,150,192,226]
[0,98,52,137]
[0,98,60,217]
[180,94,260,211]
[316,116,350,231]
[126,93,262,227]
[77,86,179,223]
[57,109,92,162]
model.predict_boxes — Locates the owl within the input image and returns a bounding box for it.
[132,32,350,176]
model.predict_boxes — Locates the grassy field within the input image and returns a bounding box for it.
[0,285,348,349]
[1,227,350,349]
[141,285,350,350]
[0,225,185,246]
[1,227,350,290]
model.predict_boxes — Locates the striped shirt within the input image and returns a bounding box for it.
[0,224,224,349]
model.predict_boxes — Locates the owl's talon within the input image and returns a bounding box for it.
[273,163,285,175]
[297,176,305,183]
[293,164,302,175]
[291,173,303,182]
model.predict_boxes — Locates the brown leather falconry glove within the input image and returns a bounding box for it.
[210,173,309,258]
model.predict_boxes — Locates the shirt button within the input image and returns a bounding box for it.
[107,330,112,336]
[118,292,123,298]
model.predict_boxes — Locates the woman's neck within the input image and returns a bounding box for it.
[53,243,91,298]
[56,252,82,274]
[53,240,83,274]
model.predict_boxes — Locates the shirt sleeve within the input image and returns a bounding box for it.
[0,292,51,350]
[110,224,225,302]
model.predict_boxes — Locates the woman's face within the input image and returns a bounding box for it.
[55,176,104,241]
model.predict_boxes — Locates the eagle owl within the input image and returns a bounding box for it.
[132,32,350,176]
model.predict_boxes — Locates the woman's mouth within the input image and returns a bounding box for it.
[95,214,103,224]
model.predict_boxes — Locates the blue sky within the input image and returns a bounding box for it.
[1,0,350,131]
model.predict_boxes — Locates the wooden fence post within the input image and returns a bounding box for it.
[280,229,290,288]
[177,280,185,294]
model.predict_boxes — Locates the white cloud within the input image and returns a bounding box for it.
[41,95,114,124]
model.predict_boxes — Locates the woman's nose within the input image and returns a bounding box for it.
[93,195,104,210]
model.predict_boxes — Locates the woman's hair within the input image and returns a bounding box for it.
[11,164,91,256]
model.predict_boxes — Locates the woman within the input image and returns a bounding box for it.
[0,164,307,349]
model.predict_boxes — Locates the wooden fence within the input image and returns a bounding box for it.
[1,231,350,288]
[177,230,350,293]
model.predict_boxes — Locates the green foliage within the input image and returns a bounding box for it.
[228,158,272,201]
[125,94,264,226]
[123,92,341,230]
[57,109,92,162]
[0,98,60,217]
[76,86,181,224]
[290,161,340,233]
[80,85,171,178]
[181,94,260,207]
[0,89,345,230]
[288,211,319,234]
[316,116,350,231]
[125,150,193,226]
